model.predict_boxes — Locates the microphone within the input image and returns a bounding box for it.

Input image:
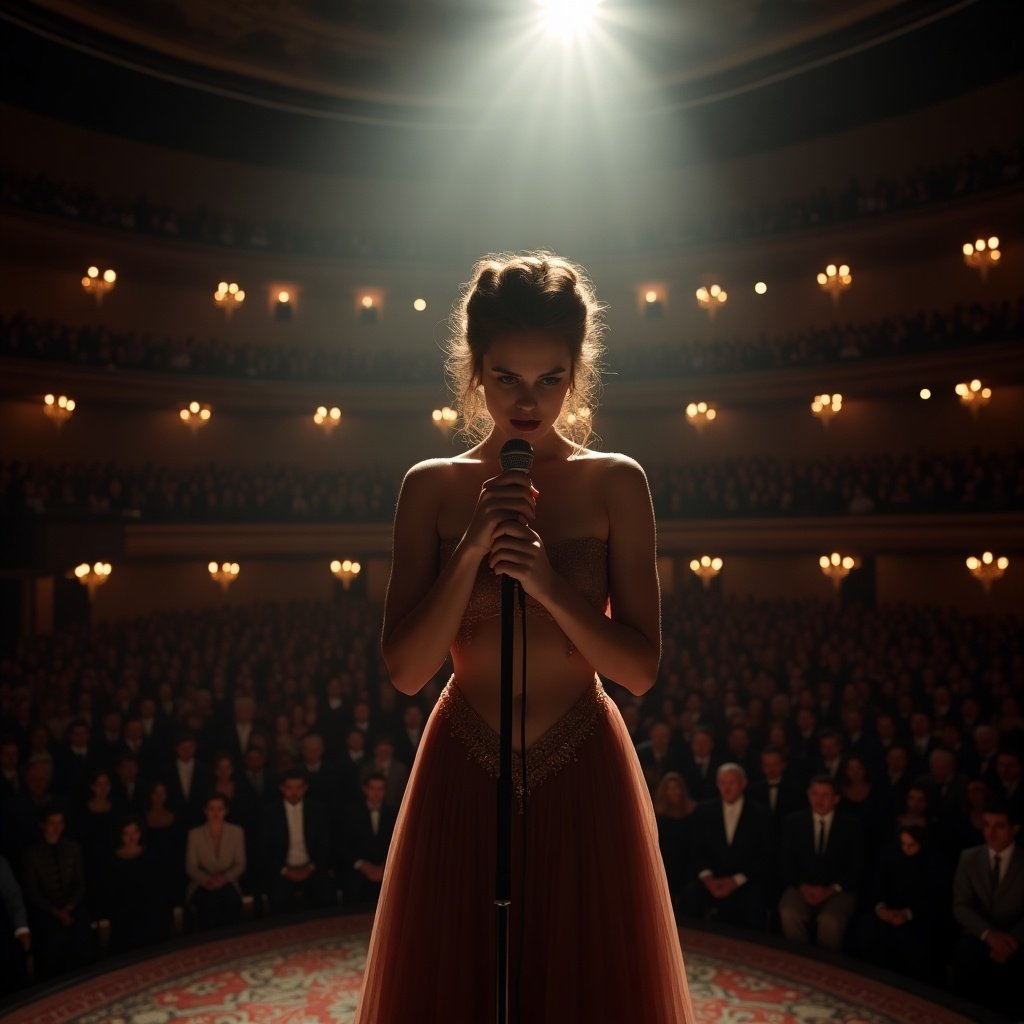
[499,438,534,474]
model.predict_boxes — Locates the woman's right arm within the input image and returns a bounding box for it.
[381,459,534,695]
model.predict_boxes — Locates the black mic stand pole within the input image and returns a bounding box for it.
[495,571,515,1024]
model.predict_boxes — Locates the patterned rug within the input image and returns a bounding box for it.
[4,915,977,1024]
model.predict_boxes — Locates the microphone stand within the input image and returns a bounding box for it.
[495,571,515,1024]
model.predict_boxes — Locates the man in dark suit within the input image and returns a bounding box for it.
[778,775,863,951]
[54,720,100,798]
[682,727,720,802]
[951,803,1023,1018]
[0,737,21,802]
[262,768,335,914]
[681,763,772,929]
[112,753,148,815]
[994,750,1023,821]
[749,746,803,828]
[163,733,207,828]
[343,772,397,908]
[358,736,410,810]
[218,696,267,767]
[637,721,683,794]
[392,704,425,770]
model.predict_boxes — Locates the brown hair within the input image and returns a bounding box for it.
[445,251,605,448]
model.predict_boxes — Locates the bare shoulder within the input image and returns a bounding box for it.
[571,450,650,489]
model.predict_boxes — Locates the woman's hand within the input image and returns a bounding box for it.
[488,517,555,600]
[461,470,538,557]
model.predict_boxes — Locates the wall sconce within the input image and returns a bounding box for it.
[43,393,75,428]
[331,559,362,590]
[816,264,851,304]
[754,281,768,295]
[819,552,859,590]
[643,289,663,319]
[359,295,378,325]
[695,284,727,317]
[689,555,723,589]
[811,393,842,426]
[275,290,292,322]
[81,266,116,304]
[962,237,1000,280]
[685,401,717,433]
[214,281,245,316]
[432,407,458,433]
[965,552,1008,594]
[72,562,111,600]
[955,378,991,416]
[413,298,428,312]
[180,401,212,432]
[208,561,240,592]
[314,406,342,435]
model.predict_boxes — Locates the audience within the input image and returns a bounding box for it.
[184,792,245,930]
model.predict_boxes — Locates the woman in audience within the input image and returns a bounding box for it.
[653,771,697,918]
[839,755,884,851]
[104,816,168,951]
[956,778,989,850]
[853,825,950,983]
[144,780,186,909]
[74,769,116,921]
[185,793,245,930]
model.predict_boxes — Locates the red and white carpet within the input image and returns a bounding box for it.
[5,915,976,1024]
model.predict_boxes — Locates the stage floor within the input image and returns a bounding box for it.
[2,914,986,1023]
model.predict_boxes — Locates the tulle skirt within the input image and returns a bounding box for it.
[354,676,694,1024]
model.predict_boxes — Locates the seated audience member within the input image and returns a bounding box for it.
[300,734,346,807]
[951,803,1024,1018]
[638,721,684,793]
[112,753,147,814]
[839,755,884,852]
[969,725,1001,787]
[749,746,803,826]
[813,730,845,781]
[778,776,863,951]
[0,737,21,800]
[240,743,276,802]
[393,704,424,769]
[3,758,57,860]
[185,793,245,930]
[683,727,720,801]
[262,768,334,914]
[682,764,772,929]
[358,736,410,809]
[0,852,31,993]
[653,771,696,915]
[957,779,990,851]
[22,807,95,977]
[165,733,207,828]
[145,780,186,908]
[73,768,116,920]
[994,749,1023,819]
[879,744,913,828]
[853,825,949,982]
[343,773,396,907]
[915,747,969,825]
[103,816,169,951]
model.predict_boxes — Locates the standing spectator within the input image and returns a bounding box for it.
[653,772,695,918]
[185,793,245,930]
[0,852,31,993]
[104,816,168,951]
[22,807,95,977]
[951,804,1024,1018]
[262,768,334,914]
[778,776,863,950]
[343,773,395,908]
[682,764,772,929]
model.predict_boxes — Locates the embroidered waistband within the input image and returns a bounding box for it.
[437,677,607,807]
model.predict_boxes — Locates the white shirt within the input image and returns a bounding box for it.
[176,759,194,798]
[722,796,744,846]
[284,800,311,868]
[235,722,252,753]
[765,778,782,812]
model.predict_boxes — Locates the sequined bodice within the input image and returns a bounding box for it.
[439,536,609,647]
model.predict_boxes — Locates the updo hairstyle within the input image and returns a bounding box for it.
[446,251,605,448]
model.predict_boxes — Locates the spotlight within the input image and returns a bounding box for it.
[538,0,600,39]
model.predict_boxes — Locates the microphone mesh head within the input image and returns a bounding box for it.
[499,439,534,473]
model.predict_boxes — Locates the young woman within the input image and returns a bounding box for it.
[355,253,694,1023]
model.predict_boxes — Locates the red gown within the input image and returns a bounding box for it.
[354,539,694,1023]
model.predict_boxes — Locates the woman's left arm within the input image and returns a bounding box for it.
[496,457,660,695]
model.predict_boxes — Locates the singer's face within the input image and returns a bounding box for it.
[480,332,573,441]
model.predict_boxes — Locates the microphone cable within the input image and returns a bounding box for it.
[516,580,528,1024]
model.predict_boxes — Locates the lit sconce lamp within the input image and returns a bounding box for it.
[965,551,1008,594]
[811,393,842,426]
[359,295,378,325]
[955,378,991,416]
[43,393,76,428]
[313,405,342,435]
[180,401,212,432]
[689,555,723,589]
[432,406,458,433]
[685,401,717,433]
[962,236,1000,281]
[208,561,240,593]
[214,281,245,316]
[819,552,859,590]
[275,290,292,322]
[331,559,362,590]
[919,388,932,401]
[643,289,663,320]
[413,298,428,312]
[565,407,592,428]
[72,561,112,600]
[81,266,116,304]
[816,264,852,304]
[754,281,768,295]
[695,284,727,317]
